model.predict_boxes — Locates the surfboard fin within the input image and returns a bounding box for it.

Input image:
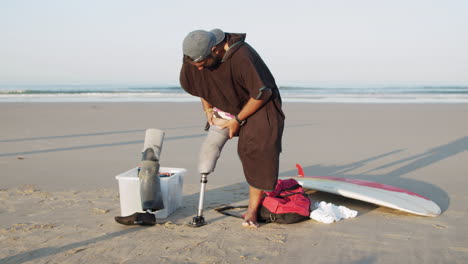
[295,163,304,177]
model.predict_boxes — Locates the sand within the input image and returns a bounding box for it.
[1,102,467,263]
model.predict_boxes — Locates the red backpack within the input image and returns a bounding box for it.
[258,178,311,224]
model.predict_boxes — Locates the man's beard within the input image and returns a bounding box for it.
[205,54,222,70]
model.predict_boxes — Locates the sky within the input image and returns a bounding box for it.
[1,0,467,86]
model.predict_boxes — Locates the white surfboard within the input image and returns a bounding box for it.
[279,164,441,217]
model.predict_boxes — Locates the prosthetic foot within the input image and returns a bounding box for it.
[187,173,208,227]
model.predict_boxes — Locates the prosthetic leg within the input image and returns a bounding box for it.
[188,126,229,227]
[115,128,165,226]
[139,129,165,212]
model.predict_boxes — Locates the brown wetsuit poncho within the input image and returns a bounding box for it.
[180,33,285,191]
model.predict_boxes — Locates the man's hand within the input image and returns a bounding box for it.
[221,94,269,138]
[219,118,240,139]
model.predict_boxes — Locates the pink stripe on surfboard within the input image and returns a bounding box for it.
[293,163,429,200]
[291,175,429,200]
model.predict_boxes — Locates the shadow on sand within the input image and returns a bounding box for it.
[280,136,468,213]
[0,125,202,143]
[0,133,206,157]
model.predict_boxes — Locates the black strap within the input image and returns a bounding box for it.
[272,184,304,198]
[277,191,304,198]
[214,184,307,218]
[214,205,248,219]
[281,184,303,192]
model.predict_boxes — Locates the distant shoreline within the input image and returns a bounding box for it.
[1,84,468,103]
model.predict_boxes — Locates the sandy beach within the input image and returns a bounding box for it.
[1,102,467,263]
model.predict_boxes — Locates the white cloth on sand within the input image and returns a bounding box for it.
[310,201,358,224]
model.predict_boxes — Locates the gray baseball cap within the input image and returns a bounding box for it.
[183,29,225,62]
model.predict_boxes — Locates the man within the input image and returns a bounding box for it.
[180,29,285,227]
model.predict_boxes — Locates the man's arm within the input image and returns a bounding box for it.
[220,89,272,138]
[201,98,214,126]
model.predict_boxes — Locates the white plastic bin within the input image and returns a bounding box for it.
[115,167,186,218]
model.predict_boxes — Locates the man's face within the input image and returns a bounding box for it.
[190,49,222,70]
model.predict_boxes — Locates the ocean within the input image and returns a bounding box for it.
[1,84,468,103]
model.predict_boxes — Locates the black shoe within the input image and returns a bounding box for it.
[114,212,156,226]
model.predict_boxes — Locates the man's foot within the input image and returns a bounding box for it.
[114,212,156,226]
[241,185,262,228]
[242,210,260,228]
[242,219,259,228]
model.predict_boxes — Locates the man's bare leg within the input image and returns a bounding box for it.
[243,185,262,227]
